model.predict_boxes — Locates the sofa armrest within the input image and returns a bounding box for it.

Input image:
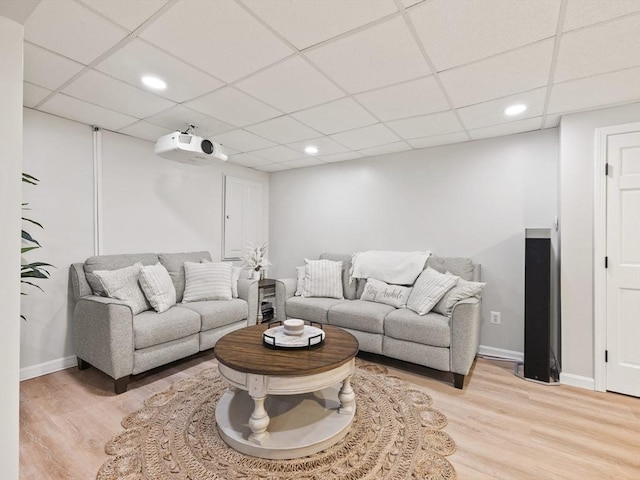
[450,297,482,376]
[237,278,259,325]
[70,263,92,302]
[72,295,135,380]
[275,278,296,323]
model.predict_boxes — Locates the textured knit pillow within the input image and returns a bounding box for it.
[302,259,344,299]
[93,262,150,315]
[232,266,242,298]
[361,278,412,308]
[182,261,232,302]
[139,263,176,313]
[406,267,457,315]
[433,272,486,316]
[294,266,305,296]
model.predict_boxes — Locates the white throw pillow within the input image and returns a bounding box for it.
[406,267,458,316]
[93,262,150,315]
[232,266,242,298]
[139,263,176,313]
[433,272,486,317]
[294,266,305,296]
[302,259,344,299]
[182,261,232,302]
[361,278,412,308]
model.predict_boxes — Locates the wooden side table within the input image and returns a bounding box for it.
[257,278,276,323]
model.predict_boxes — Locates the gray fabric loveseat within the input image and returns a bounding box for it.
[70,251,258,393]
[275,253,482,389]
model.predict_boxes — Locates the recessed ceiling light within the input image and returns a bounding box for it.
[305,145,318,154]
[141,75,167,90]
[504,104,527,116]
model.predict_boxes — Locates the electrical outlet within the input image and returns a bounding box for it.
[490,311,501,324]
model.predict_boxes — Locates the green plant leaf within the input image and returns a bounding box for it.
[21,280,44,292]
[22,173,39,184]
[21,270,49,279]
[22,261,54,268]
[22,217,43,229]
[22,230,41,246]
[21,246,40,254]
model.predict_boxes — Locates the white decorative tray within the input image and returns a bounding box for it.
[263,323,325,349]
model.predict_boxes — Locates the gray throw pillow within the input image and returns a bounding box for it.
[93,262,150,315]
[433,272,486,317]
[406,267,457,316]
[182,261,232,302]
[139,263,177,313]
[302,259,344,299]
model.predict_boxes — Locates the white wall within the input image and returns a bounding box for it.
[0,15,24,480]
[269,129,559,355]
[20,109,269,377]
[559,102,640,383]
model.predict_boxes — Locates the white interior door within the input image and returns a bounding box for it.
[606,130,640,397]
[223,175,263,260]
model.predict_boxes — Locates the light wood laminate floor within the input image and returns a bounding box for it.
[20,354,640,479]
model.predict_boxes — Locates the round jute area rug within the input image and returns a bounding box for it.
[97,360,456,480]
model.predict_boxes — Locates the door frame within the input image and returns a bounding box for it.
[593,121,640,392]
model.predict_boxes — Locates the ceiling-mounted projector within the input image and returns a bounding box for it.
[154,131,228,164]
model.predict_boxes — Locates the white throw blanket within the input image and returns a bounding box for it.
[349,250,431,285]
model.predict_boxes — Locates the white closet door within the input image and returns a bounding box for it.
[223,175,263,260]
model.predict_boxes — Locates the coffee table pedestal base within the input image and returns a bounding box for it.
[216,385,355,459]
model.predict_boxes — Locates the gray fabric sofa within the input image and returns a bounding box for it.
[70,251,258,393]
[275,253,482,389]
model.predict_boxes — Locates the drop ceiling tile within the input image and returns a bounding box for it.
[228,153,272,168]
[255,163,292,172]
[38,93,137,130]
[306,16,430,93]
[469,117,542,140]
[236,56,344,113]
[245,116,321,144]
[250,145,305,162]
[243,0,397,50]
[354,76,450,121]
[78,0,169,31]
[23,83,51,108]
[283,157,326,169]
[440,39,555,107]
[386,111,462,140]
[403,0,424,8]
[23,43,85,91]
[548,67,640,114]
[320,151,365,163]
[95,39,224,103]
[214,129,277,152]
[555,15,640,83]
[291,97,377,135]
[410,0,559,71]
[287,136,350,156]
[407,132,470,149]
[330,123,401,150]
[185,87,281,128]
[145,105,236,138]
[543,114,561,128]
[140,0,293,82]
[457,88,547,130]
[563,0,640,32]
[118,121,173,142]
[24,0,127,64]
[358,141,412,157]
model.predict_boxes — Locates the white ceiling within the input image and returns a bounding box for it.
[20,0,640,172]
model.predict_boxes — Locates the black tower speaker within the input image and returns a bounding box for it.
[524,229,551,382]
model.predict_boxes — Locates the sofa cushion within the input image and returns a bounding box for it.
[433,274,486,317]
[158,251,212,302]
[183,261,232,302]
[133,306,201,349]
[320,253,357,300]
[139,263,176,313]
[427,256,475,281]
[84,253,159,296]
[93,263,151,315]
[303,259,344,299]
[407,268,457,315]
[328,299,395,334]
[286,297,348,324]
[384,308,450,348]
[178,299,247,331]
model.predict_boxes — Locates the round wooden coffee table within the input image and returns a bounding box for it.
[214,323,359,459]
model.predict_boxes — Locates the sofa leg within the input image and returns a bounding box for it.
[114,376,130,394]
[77,358,90,370]
[453,373,465,389]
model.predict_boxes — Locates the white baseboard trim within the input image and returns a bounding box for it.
[559,372,595,391]
[20,355,77,382]
[477,345,524,362]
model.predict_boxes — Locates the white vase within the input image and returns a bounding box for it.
[249,270,260,281]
